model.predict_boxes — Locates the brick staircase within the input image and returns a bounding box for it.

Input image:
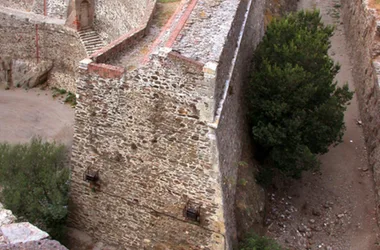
[78,28,105,56]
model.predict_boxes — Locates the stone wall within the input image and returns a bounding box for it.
[213,0,298,243]
[0,0,34,12]
[69,0,301,248]
[0,0,69,19]
[90,0,156,63]
[70,57,227,249]
[0,10,86,93]
[0,58,52,89]
[32,0,70,19]
[341,0,380,220]
[212,0,265,246]
[93,0,153,43]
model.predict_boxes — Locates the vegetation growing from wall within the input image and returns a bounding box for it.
[247,10,353,178]
[52,87,77,107]
[240,234,284,250]
[0,138,70,241]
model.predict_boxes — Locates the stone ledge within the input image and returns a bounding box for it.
[87,63,125,79]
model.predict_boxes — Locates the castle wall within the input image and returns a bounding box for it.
[0,0,69,19]
[0,10,86,92]
[211,0,266,245]
[0,0,34,12]
[70,58,226,249]
[212,0,298,242]
[90,0,156,63]
[69,0,301,248]
[93,0,152,43]
[341,0,380,220]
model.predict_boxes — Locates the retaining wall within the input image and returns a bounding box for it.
[0,0,69,19]
[341,0,380,220]
[69,0,300,248]
[214,0,298,242]
[94,0,154,43]
[90,0,156,62]
[0,10,86,92]
[70,56,226,249]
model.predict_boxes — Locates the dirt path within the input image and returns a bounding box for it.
[0,88,74,146]
[265,0,380,249]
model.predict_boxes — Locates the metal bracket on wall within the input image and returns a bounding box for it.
[183,200,202,223]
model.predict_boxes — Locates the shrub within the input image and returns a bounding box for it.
[52,87,77,107]
[240,234,283,250]
[247,10,353,178]
[0,138,70,241]
[64,92,77,107]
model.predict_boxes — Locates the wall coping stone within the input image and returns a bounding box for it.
[203,62,218,78]
[79,58,93,70]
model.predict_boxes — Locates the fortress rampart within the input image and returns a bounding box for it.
[69,0,297,248]
[342,0,380,222]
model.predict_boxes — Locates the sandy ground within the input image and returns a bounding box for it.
[0,88,74,146]
[265,0,380,249]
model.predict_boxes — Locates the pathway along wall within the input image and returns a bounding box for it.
[93,0,154,43]
[341,0,380,220]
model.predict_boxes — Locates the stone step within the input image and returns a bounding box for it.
[88,50,101,55]
[82,36,102,41]
[85,47,102,52]
[79,28,94,33]
[84,42,102,47]
[79,33,98,39]
[81,35,100,40]
[83,38,103,44]
[83,41,102,47]
[78,28,104,55]
[85,46,103,51]
[79,31,97,36]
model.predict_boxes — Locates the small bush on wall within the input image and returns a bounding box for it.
[240,234,283,250]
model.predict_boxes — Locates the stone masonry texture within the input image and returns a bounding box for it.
[0,0,70,19]
[341,0,380,222]
[0,7,86,93]
[70,57,225,249]
[0,0,302,248]
[69,0,299,248]
[93,0,153,43]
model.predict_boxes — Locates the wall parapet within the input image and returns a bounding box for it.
[87,63,125,79]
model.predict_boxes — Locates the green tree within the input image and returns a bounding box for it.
[247,10,353,178]
[0,138,70,241]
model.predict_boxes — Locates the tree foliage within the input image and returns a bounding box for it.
[247,10,353,178]
[0,138,70,240]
